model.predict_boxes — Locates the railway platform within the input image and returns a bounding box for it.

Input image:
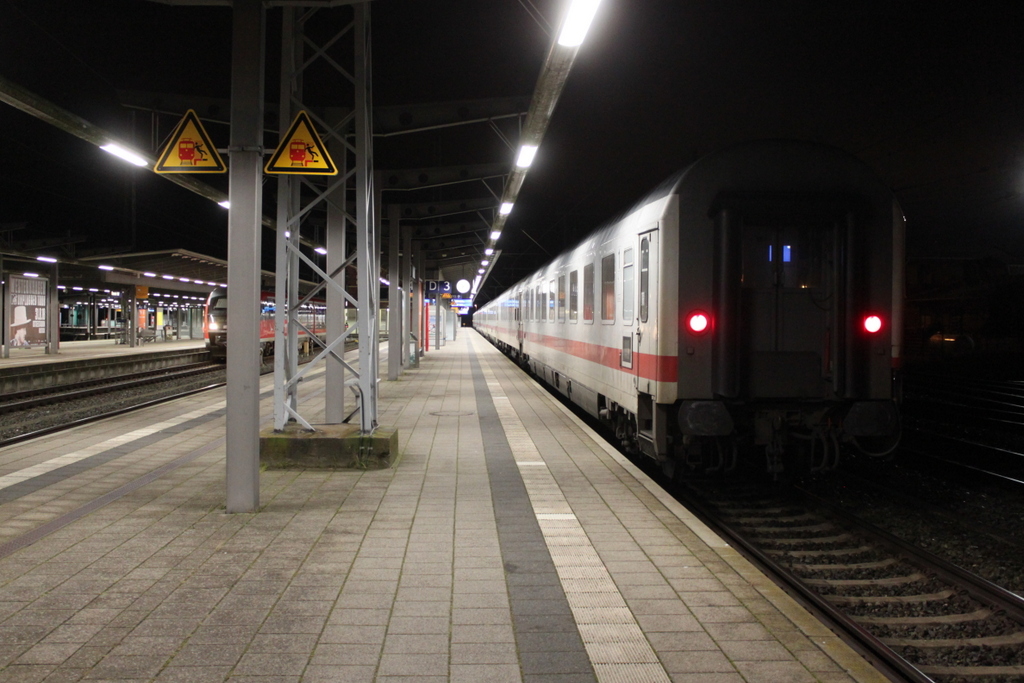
[0,339,209,393]
[0,338,207,370]
[0,331,888,682]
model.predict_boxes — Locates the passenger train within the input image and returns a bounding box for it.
[203,288,326,360]
[476,140,903,475]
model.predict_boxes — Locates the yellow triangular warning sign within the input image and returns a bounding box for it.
[154,109,226,174]
[264,111,337,175]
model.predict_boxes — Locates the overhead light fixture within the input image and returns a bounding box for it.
[144,272,157,277]
[485,248,494,255]
[314,246,327,255]
[23,272,39,278]
[491,231,501,240]
[499,202,514,216]
[100,143,148,167]
[478,268,486,274]
[218,200,231,209]
[516,145,538,168]
[558,0,602,47]
[162,275,174,280]
[98,265,115,271]
[36,256,57,263]
[179,277,190,282]
[481,260,490,266]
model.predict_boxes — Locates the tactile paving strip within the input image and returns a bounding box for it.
[475,344,672,682]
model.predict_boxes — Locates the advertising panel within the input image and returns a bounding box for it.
[8,275,48,348]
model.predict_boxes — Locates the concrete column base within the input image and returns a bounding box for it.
[259,423,399,469]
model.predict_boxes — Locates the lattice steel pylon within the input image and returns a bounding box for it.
[272,2,378,435]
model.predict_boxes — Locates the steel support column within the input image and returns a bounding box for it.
[387,203,401,380]
[225,0,265,514]
[46,263,58,355]
[273,6,299,431]
[0,256,7,359]
[412,241,423,364]
[269,2,377,435]
[354,2,378,433]
[402,224,412,368]
[324,136,348,424]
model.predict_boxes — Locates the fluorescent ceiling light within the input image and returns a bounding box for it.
[144,272,156,277]
[98,265,115,271]
[516,144,538,168]
[218,200,231,209]
[162,275,175,280]
[485,248,494,255]
[558,0,602,47]
[100,143,148,167]
[36,256,57,263]
[314,246,327,255]
[499,202,514,215]
[478,268,485,274]
[23,272,39,278]
[490,231,501,240]
[481,260,490,266]
[179,277,190,282]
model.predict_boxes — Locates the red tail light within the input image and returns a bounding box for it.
[863,315,883,334]
[686,311,710,335]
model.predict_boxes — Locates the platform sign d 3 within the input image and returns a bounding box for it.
[153,109,226,174]
[264,111,338,175]
[8,275,48,348]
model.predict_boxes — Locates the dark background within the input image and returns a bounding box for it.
[2,0,1024,301]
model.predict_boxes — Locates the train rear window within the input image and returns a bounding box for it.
[742,225,825,290]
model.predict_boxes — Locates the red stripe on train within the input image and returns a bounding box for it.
[519,330,678,383]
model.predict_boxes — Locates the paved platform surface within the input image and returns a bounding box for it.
[0,338,208,370]
[0,330,889,682]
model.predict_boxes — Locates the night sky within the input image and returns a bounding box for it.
[2,0,1023,302]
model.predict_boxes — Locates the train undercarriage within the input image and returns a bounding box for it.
[495,337,900,478]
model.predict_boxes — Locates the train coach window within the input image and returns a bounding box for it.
[622,248,634,324]
[548,279,556,322]
[536,286,544,322]
[640,237,650,323]
[583,264,595,323]
[601,254,615,322]
[557,275,566,322]
[569,270,579,322]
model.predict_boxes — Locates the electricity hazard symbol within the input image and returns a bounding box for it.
[264,111,337,175]
[153,109,226,174]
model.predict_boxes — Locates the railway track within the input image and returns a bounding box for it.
[0,362,222,415]
[677,481,1024,682]
[0,342,366,449]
